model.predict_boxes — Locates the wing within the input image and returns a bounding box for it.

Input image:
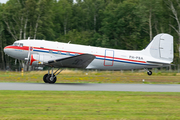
[48,54,95,68]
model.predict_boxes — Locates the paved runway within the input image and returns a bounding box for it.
[0,83,180,92]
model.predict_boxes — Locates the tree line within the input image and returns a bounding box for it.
[0,0,180,70]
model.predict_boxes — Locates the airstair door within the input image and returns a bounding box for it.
[104,49,114,66]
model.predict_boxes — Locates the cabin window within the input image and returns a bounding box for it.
[66,52,70,55]
[75,53,79,55]
[49,50,53,53]
[19,43,23,47]
[57,51,61,54]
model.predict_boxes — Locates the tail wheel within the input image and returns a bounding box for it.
[147,71,152,76]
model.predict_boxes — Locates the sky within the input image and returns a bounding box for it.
[0,0,77,4]
[0,0,8,4]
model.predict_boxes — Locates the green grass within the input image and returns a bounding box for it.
[1,70,180,119]
[0,91,180,120]
[0,70,180,84]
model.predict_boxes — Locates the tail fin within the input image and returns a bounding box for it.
[144,33,173,62]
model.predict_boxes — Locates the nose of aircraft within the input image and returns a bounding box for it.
[4,45,26,60]
[4,46,11,55]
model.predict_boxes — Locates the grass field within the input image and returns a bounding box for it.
[0,91,180,120]
[0,69,180,84]
[0,70,180,120]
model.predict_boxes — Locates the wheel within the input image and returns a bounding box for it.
[43,74,49,83]
[147,71,152,76]
[46,74,57,84]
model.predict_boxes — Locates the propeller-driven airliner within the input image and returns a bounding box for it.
[4,33,173,83]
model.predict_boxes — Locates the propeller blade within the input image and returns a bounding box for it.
[25,37,31,65]
[15,59,17,65]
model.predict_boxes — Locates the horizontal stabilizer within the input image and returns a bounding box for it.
[146,61,173,66]
[48,54,95,68]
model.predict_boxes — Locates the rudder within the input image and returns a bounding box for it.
[144,33,173,62]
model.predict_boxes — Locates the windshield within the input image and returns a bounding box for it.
[13,42,23,47]
[13,42,19,46]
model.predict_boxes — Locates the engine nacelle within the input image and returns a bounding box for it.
[30,54,44,67]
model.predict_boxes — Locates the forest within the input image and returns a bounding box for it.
[0,0,180,71]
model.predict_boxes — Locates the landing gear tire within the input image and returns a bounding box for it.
[147,71,152,76]
[46,74,57,84]
[43,68,64,84]
[43,74,49,83]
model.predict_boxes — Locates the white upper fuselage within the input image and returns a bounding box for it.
[4,39,171,70]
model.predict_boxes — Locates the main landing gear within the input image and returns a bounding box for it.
[43,68,64,84]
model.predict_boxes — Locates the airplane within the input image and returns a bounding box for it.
[4,33,173,84]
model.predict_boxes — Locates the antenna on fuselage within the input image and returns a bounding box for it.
[68,41,71,44]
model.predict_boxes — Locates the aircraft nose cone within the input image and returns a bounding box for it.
[4,46,11,55]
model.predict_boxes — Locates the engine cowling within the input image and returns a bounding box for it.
[30,54,44,67]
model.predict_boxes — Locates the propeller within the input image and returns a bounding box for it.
[15,59,17,65]
[24,37,31,70]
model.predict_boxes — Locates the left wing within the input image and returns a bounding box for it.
[48,54,95,68]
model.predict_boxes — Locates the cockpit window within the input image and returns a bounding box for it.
[13,42,23,47]
[19,43,23,47]
[13,43,19,46]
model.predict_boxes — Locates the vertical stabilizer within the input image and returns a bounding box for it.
[144,33,173,62]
